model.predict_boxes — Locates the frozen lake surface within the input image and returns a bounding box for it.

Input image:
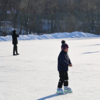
[0,37,100,100]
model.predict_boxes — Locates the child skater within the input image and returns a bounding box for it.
[57,40,72,94]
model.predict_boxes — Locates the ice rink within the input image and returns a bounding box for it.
[0,37,100,100]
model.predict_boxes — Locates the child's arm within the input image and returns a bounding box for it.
[68,58,73,67]
[60,55,69,67]
[69,59,72,65]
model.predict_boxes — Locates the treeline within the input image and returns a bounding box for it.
[0,0,100,35]
[0,0,100,14]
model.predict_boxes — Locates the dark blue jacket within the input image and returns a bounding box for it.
[58,50,72,71]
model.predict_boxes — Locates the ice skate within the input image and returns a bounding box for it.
[64,86,72,93]
[57,88,64,94]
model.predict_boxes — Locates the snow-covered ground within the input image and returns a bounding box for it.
[0,31,100,41]
[0,37,100,100]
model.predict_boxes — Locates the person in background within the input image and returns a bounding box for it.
[57,40,73,94]
[12,30,19,56]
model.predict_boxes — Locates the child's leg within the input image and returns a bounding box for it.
[64,71,69,86]
[64,72,72,93]
[58,71,65,88]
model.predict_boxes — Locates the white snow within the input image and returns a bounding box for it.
[0,36,100,100]
[0,31,100,41]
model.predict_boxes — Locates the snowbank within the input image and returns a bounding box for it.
[0,32,100,41]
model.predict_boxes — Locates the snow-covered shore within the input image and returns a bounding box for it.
[0,32,100,41]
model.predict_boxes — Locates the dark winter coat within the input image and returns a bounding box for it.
[12,33,19,45]
[58,50,72,71]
